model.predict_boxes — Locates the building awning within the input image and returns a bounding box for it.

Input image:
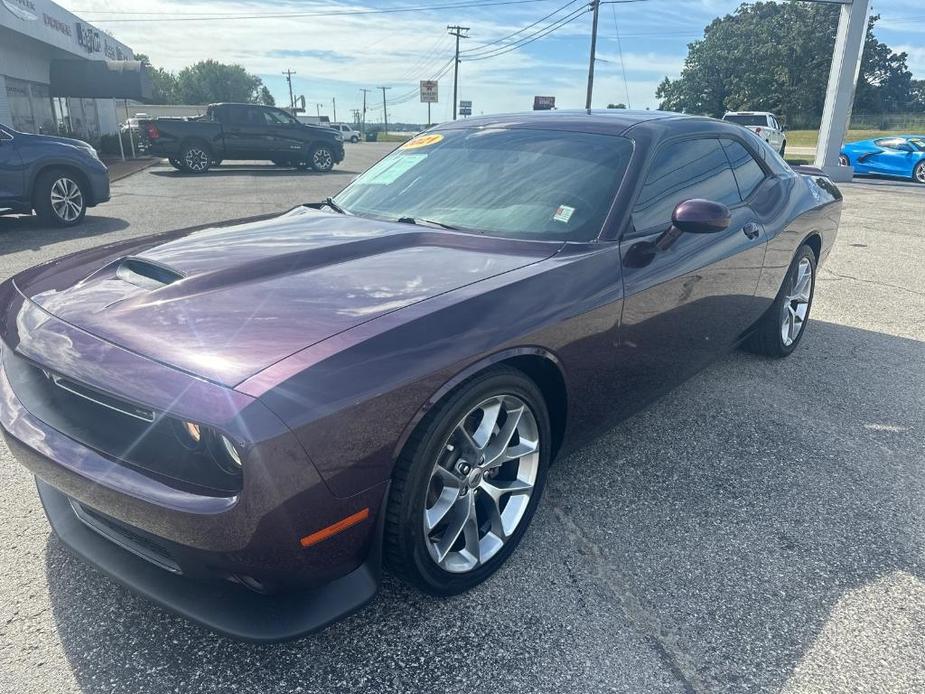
[50,60,153,101]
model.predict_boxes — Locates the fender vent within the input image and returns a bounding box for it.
[116,257,184,289]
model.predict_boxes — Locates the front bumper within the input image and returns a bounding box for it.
[36,478,382,642]
[86,163,110,206]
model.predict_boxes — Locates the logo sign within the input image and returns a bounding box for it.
[2,0,38,21]
[420,80,438,104]
[75,22,102,54]
[459,100,472,117]
[533,96,556,111]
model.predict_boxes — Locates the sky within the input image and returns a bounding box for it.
[59,0,925,124]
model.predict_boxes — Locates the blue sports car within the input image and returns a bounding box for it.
[839,135,925,183]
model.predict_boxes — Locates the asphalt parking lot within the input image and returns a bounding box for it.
[0,145,923,693]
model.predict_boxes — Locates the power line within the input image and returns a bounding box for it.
[462,0,581,54]
[464,5,590,61]
[79,0,560,23]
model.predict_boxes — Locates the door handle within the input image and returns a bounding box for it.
[742,222,762,240]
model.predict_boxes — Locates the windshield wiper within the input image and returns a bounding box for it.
[323,197,346,214]
[396,216,458,230]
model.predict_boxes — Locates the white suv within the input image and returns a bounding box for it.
[331,123,361,143]
[722,111,786,156]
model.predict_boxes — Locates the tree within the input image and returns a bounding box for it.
[135,53,178,104]
[174,60,267,104]
[655,1,920,120]
[257,85,276,106]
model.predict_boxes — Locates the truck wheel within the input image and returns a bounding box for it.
[310,145,335,172]
[168,158,183,170]
[34,169,87,227]
[180,143,211,174]
[351,135,359,143]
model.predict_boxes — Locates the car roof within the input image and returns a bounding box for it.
[435,109,697,136]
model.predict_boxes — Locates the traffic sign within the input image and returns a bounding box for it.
[420,80,438,103]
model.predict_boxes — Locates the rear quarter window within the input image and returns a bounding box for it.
[721,139,767,200]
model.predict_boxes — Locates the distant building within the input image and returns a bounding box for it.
[0,0,136,139]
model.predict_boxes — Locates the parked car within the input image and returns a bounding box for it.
[330,123,361,143]
[140,103,345,174]
[723,111,787,156]
[0,110,841,641]
[0,122,110,227]
[839,135,925,183]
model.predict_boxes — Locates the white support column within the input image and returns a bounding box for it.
[815,0,871,181]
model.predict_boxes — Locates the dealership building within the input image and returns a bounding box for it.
[0,0,139,140]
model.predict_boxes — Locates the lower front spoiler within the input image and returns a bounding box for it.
[38,479,383,642]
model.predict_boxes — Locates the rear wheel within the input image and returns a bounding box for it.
[914,161,925,184]
[384,367,550,595]
[310,145,335,172]
[743,244,816,357]
[351,135,359,143]
[34,170,87,227]
[180,143,211,174]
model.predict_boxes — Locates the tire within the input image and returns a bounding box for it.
[914,160,925,184]
[839,154,850,167]
[384,366,552,595]
[168,157,183,170]
[779,141,786,158]
[351,135,359,143]
[33,169,87,227]
[310,145,335,172]
[179,142,211,174]
[743,244,816,358]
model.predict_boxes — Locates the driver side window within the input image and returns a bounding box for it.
[631,138,740,237]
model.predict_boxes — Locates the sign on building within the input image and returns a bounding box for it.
[459,100,472,116]
[533,96,556,111]
[420,80,438,103]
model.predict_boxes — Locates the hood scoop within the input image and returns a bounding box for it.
[115,257,185,290]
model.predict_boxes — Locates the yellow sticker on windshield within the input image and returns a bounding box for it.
[401,133,444,149]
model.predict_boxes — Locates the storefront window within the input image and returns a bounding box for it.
[5,78,56,134]
[30,83,55,134]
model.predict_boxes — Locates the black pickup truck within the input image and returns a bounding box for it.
[141,103,345,174]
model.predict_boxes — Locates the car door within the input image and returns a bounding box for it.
[768,116,783,151]
[866,138,916,177]
[260,108,306,159]
[617,136,768,389]
[0,127,25,206]
[220,105,268,158]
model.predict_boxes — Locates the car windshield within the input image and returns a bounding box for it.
[333,128,633,241]
[724,115,769,127]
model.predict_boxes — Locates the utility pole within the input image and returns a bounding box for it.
[360,88,371,134]
[332,97,337,123]
[378,86,391,134]
[315,103,323,118]
[282,69,296,110]
[585,0,600,111]
[447,25,470,120]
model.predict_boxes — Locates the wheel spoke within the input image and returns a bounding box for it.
[483,403,523,467]
[471,399,501,449]
[433,494,473,563]
[425,467,462,531]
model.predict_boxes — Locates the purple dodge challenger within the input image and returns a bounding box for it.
[0,111,841,640]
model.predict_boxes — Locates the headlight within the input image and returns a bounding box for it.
[219,434,243,469]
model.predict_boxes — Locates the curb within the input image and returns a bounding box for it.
[107,157,163,183]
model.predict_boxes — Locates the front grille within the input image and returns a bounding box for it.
[69,499,182,574]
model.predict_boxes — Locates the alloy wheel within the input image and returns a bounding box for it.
[838,155,850,167]
[312,148,333,170]
[423,395,540,573]
[50,177,84,222]
[184,148,209,172]
[915,162,925,184]
[781,257,812,347]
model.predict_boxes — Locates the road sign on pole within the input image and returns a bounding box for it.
[459,100,472,117]
[420,80,439,103]
[533,96,556,111]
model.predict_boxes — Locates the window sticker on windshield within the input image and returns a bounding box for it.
[401,133,444,149]
[364,154,427,185]
[553,205,575,223]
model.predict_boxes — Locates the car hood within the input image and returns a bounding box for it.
[14,207,561,386]
[18,131,93,150]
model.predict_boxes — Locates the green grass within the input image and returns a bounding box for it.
[784,157,812,166]
[785,129,901,149]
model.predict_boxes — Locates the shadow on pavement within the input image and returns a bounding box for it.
[43,320,924,693]
[0,216,131,255]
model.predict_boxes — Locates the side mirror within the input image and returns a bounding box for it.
[672,199,731,234]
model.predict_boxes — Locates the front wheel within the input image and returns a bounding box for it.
[351,135,359,143]
[310,145,335,172]
[914,161,925,184]
[384,367,551,595]
[743,244,816,357]
[34,170,87,227]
